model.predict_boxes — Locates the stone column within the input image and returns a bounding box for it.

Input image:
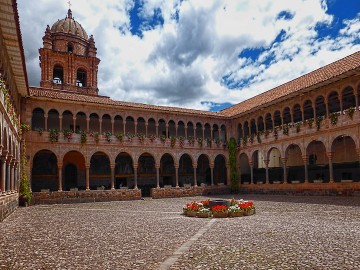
[210,164,214,186]
[327,152,334,183]
[156,164,160,188]
[6,155,12,193]
[165,124,169,138]
[123,120,126,136]
[59,116,63,131]
[264,159,269,184]
[10,160,15,192]
[1,155,6,194]
[85,165,90,191]
[202,127,205,140]
[133,164,138,189]
[325,100,329,118]
[58,163,63,191]
[44,114,48,131]
[86,117,90,132]
[175,124,178,137]
[134,121,138,135]
[185,126,188,139]
[302,155,309,183]
[111,120,115,135]
[145,122,148,137]
[175,164,179,187]
[99,119,103,134]
[193,163,197,186]
[282,158,287,184]
[226,163,231,186]
[15,162,19,192]
[155,123,159,137]
[210,128,213,140]
[249,161,254,184]
[110,165,115,190]
[72,117,76,132]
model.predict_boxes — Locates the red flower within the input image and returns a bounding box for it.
[211,205,228,213]
[239,201,254,210]
[201,199,210,207]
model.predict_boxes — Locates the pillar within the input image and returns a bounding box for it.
[282,158,287,184]
[110,165,115,190]
[6,156,11,192]
[85,165,90,191]
[210,128,213,140]
[175,164,179,187]
[145,122,148,137]
[202,127,205,140]
[86,117,90,132]
[1,155,6,193]
[165,124,169,138]
[156,123,159,137]
[123,119,126,135]
[210,164,214,186]
[72,117,76,132]
[185,126,188,139]
[302,155,309,183]
[156,164,160,188]
[264,159,269,184]
[44,114,48,131]
[134,121,138,135]
[14,162,19,192]
[58,163,63,191]
[175,124,178,137]
[193,163,197,186]
[10,160,15,192]
[249,161,254,184]
[99,119,102,134]
[111,120,115,135]
[327,152,334,183]
[133,164,138,189]
[59,116,63,131]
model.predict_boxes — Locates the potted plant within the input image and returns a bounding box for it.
[295,122,301,133]
[148,134,156,142]
[346,107,355,120]
[170,136,176,147]
[183,201,200,217]
[196,207,211,218]
[126,132,135,142]
[239,201,255,216]
[104,131,112,142]
[197,137,203,147]
[178,136,185,147]
[205,138,212,147]
[37,128,44,136]
[316,116,324,131]
[49,128,59,142]
[80,130,87,145]
[211,205,228,218]
[188,136,195,146]
[160,135,166,144]
[283,124,289,135]
[137,133,145,143]
[63,128,73,141]
[228,205,243,217]
[115,132,124,143]
[306,118,314,128]
[330,112,338,126]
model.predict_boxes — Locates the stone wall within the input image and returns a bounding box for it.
[31,189,142,205]
[239,182,360,196]
[0,194,18,222]
[151,185,231,199]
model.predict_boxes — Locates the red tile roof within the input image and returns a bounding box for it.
[220,51,360,117]
[29,87,221,117]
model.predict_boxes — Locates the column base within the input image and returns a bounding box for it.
[111,187,115,190]
[58,189,62,192]
[86,188,90,191]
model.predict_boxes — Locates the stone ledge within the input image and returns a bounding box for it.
[0,193,18,222]
[151,186,231,199]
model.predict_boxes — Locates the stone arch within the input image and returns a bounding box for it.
[32,149,58,192]
[239,152,250,184]
[197,154,210,186]
[252,149,266,183]
[102,114,112,133]
[243,121,249,137]
[293,104,302,123]
[179,153,194,186]
[250,119,256,135]
[160,153,175,187]
[195,122,202,138]
[177,121,186,137]
[331,135,359,182]
[62,110,74,131]
[303,99,314,120]
[283,107,291,124]
[53,64,64,84]
[285,144,304,183]
[267,147,283,183]
[265,113,273,131]
[114,115,124,134]
[137,117,146,135]
[147,118,156,136]
[137,152,156,193]
[214,154,227,185]
[76,67,87,87]
[306,140,329,182]
[328,91,341,113]
[125,116,135,135]
[89,151,111,190]
[341,86,356,111]
[32,107,45,130]
[114,152,133,188]
[187,121,194,138]
[274,110,281,127]
[75,111,86,131]
[204,123,211,139]
[158,119,166,137]
[237,123,243,141]
[257,116,264,132]
[315,95,326,118]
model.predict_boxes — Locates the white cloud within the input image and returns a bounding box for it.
[18,0,360,111]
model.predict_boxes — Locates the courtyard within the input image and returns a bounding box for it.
[0,195,359,270]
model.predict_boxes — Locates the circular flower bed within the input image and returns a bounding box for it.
[182,198,255,218]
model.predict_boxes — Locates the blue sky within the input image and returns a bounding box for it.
[18,0,360,112]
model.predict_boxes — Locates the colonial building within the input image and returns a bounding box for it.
[1,2,360,213]
[0,0,28,221]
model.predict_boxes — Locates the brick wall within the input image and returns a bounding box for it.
[151,185,231,199]
[31,189,142,205]
[0,194,18,222]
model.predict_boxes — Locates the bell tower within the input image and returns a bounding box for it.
[39,9,100,95]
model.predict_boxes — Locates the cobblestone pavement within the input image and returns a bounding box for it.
[0,195,359,270]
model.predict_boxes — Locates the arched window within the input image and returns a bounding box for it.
[68,43,73,53]
[53,65,63,84]
[76,68,87,87]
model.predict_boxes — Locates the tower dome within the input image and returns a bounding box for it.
[50,9,88,40]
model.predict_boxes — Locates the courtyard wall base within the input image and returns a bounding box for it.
[0,193,18,221]
[31,189,142,205]
[239,182,360,196]
[151,185,231,199]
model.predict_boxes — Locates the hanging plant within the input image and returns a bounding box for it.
[170,136,176,147]
[283,124,289,135]
[306,118,314,128]
[49,128,59,142]
[330,112,338,126]
[137,133,145,143]
[215,138,221,147]
[80,130,87,145]
[205,138,212,147]
[37,128,44,136]
[249,134,254,144]
[228,137,238,193]
[160,134,166,144]
[148,134,156,142]
[63,128,73,141]
[104,131,112,142]
[188,136,195,146]
[197,137,203,147]
[19,127,32,206]
[274,128,278,140]
[126,132,135,142]
[295,122,301,133]
[178,136,185,147]
[116,132,124,143]
[346,107,355,120]
[316,116,324,131]
[264,129,270,138]
[256,132,262,143]
[242,136,248,146]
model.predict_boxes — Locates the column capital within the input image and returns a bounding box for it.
[209,163,214,169]
[249,161,253,167]
[174,164,179,169]
[85,165,90,169]
[110,164,115,170]
[192,162,197,169]
[133,164,138,169]
[326,151,334,160]
[155,164,160,169]
[263,159,269,166]
[281,157,287,163]
[58,162,63,168]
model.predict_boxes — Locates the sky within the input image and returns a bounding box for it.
[18,0,360,112]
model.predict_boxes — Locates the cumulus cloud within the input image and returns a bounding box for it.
[18,0,360,111]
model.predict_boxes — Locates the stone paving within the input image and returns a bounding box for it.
[0,195,359,270]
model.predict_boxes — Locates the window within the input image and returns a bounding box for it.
[76,69,86,87]
[68,43,73,53]
[53,65,63,84]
